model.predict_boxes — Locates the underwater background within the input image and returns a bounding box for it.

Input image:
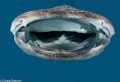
[0,0,120,82]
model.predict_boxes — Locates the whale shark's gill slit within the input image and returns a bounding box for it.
[30,31,95,43]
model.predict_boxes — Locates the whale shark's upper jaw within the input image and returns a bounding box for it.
[10,5,115,61]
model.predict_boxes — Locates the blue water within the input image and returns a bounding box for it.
[0,0,120,82]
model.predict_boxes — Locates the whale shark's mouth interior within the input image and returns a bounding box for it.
[23,18,97,51]
[31,31,94,43]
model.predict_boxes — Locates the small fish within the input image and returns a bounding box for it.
[10,5,115,61]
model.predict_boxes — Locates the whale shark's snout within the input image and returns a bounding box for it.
[10,5,115,61]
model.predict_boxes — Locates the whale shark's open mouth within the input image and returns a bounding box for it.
[18,18,97,51]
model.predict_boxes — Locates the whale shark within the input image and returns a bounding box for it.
[10,5,115,61]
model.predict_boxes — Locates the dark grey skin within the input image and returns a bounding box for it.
[10,5,115,61]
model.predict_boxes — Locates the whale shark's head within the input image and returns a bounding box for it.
[10,5,115,61]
